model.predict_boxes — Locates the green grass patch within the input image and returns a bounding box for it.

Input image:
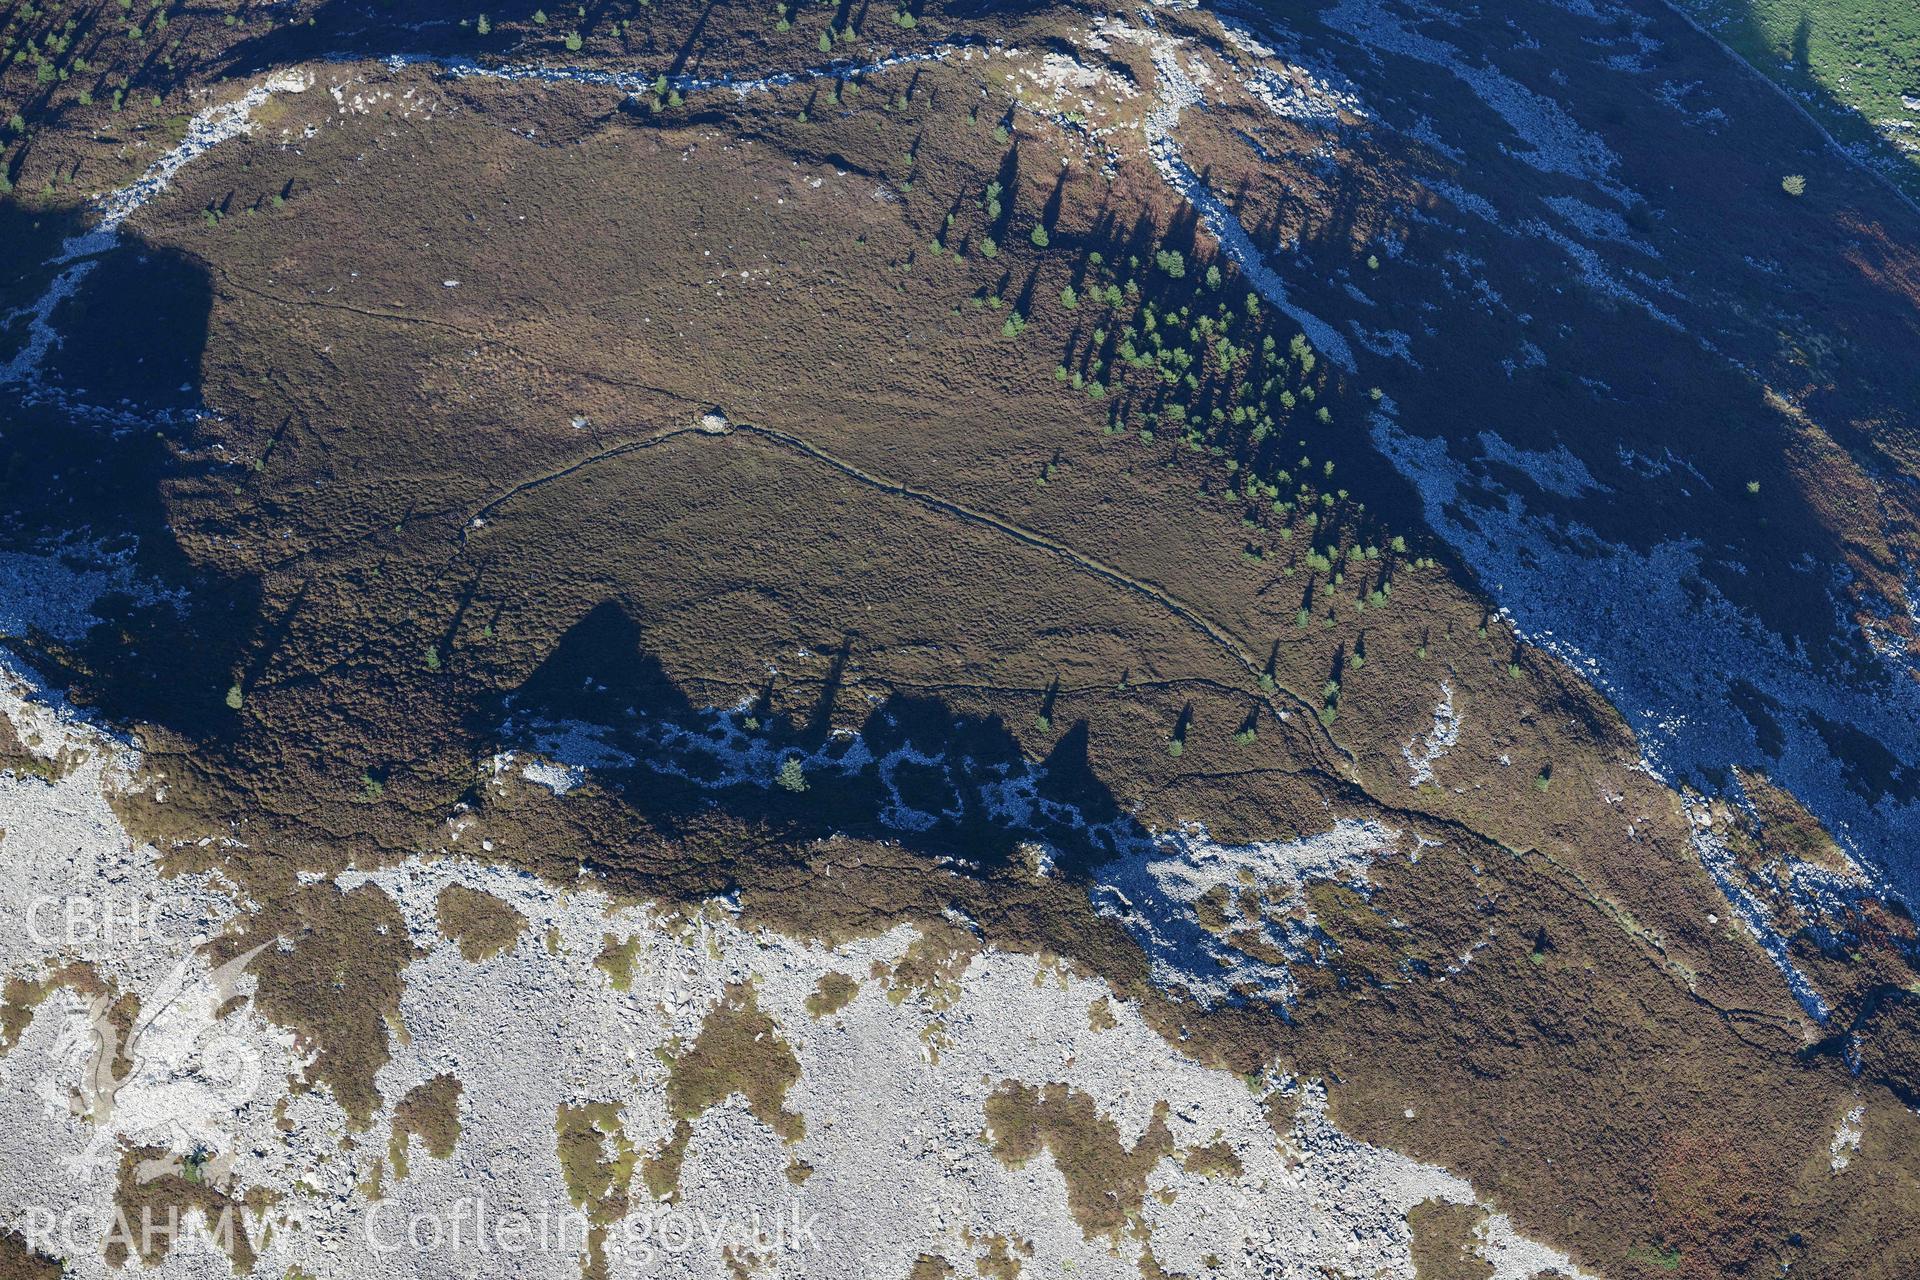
[1670,0,1920,194]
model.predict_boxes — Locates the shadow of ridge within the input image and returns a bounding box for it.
[0,221,258,745]
[487,600,1144,880]
[0,204,95,317]
[44,238,211,414]
[1224,0,1920,704]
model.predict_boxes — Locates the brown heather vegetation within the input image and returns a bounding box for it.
[803,970,859,1018]
[1406,1199,1492,1280]
[389,1072,463,1176]
[983,1079,1173,1242]
[644,983,804,1200]
[107,1144,259,1271]
[0,0,1917,1276]
[434,882,527,960]
[554,1098,637,1280]
[0,1232,64,1279]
